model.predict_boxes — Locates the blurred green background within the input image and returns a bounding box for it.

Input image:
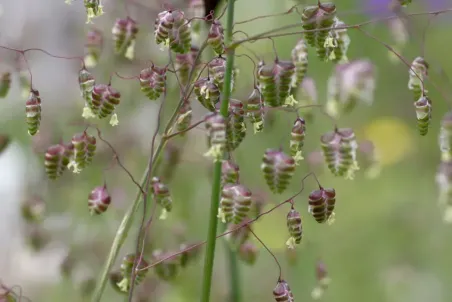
[0,0,452,301]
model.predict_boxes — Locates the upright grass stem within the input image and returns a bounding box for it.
[199,1,237,301]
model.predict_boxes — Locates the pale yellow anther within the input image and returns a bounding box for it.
[159,208,168,220]
[253,121,263,134]
[286,236,296,249]
[82,106,96,119]
[293,151,304,165]
[203,145,223,162]
[327,212,336,225]
[125,40,135,60]
[109,113,119,126]
[217,208,226,223]
[285,95,298,106]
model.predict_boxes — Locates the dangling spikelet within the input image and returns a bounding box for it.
[238,242,259,265]
[308,189,328,223]
[257,61,278,107]
[311,260,331,300]
[439,111,452,161]
[315,3,337,61]
[261,149,296,194]
[139,65,167,100]
[116,254,149,292]
[84,0,104,24]
[150,177,172,220]
[175,45,200,86]
[154,11,174,47]
[88,184,111,215]
[112,17,139,60]
[91,84,121,124]
[323,187,336,224]
[231,184,252,224]
[301,5,319,47]
[0,71,11,98]
[286,205,303,249]
[69,131,96,173]
[320,128,359,179]
[44,142,73,179]
[219,183,235,223]
[408,57,428,101]
[246,88,264,133]
[78,68,97,118]
[222,160,240,185]
[169,11,192,54]
[413,96,432,136]
[436,160,452,223]
[291,39,308,88]
[204,113,227,161]
[208,56,236,93]
[152,249,180,281]
[274,59,295,106]
[331,18,350,63]
[273,279,295,301]
[226,98,247,151]
[207,20,225,55]
[25,89,41,136]
[290,117,306,164]
[84,29,103,68]
[175,99,192,134]
[194,77,220,111]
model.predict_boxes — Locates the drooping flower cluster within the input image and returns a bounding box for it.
[25,89,42,136]
[218,183,252,224]
[175,45,200,86]
[226,98,247,151]
[308,187,337,224]
[261,149,296,194]
[257,59,295,107]
[68,131,97,173]
[285,204,303,249]
[88,184,111,215]
[289,117,306,164]
[273,279,295,301]
[311,260,331,300]
[83,0,104,24]
[139,65,167,100]
[245,88,265,134]
[204,112,227,161]
[194,77,221,111]
[112,17,139,60]
[290,39,308,88]
[44,142,73,179]
[90,83,121,126]
[207,20,225,55]
[154,10,192,54]
[408,57,432,135]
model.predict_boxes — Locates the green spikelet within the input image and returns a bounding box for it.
[139,65,167,100]
[408,57,428,101]
[414,96,432,136]
[194,77,220,111]
[204,113,227,161]
[208,56,235,93]
[78,68,97,118]
[175,99,192,135]
[291,39,308,88]
[91,84,121,119]
[439,111,452,161]
[44,143,73,180]
[331,18,350,63]
[320,128,359,179]
[25,89,42,136]
[324,187,336,223]
[226,98,247,151]
[231,184,252,224]
[289,117,306,164]
[219,183,235,223]
[274,59,295,106]
[168,11,192,54]
[69,131,96,173]
[84,0,104,24]
[301,6,319,47]
[112,17,139,60]
[316,3,337,61]
[150,177,172,219]
[222,160,240,185]
[261,149,296,194]
[0,72,11,98]
[257,61,278,107]
[116,254,149,292]
[286,206,302,249]
[175,45,199,86]
[154,10,174,46]
[273,279,295,301]
[207,20,225,55]
[246,88,264,133]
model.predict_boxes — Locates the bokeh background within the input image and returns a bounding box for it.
[1,0,452,301]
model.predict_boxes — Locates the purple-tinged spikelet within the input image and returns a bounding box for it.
[84,29,103,68]
[207,20,225,55]
[273,279,294,301]
[311,260,331,300]
[116,254,149,292]
[25,89,42,136]
[218,184,252,224]
[112,17,139,60]
[261,149,296,194]
[91,84,121,125]
[238,242,259,265]
[225,219,251,250]
[290,117,306,164]
[88,184,111,215]
[139,65,167,100]
[79,68,96,118]
[286,205,302,249]
[222,160,240,185]
[69,131,96,173]
[175,45,200,86]
[44,142,73,179]
[246,88,264,133]
[150,177,172,220]
[257,60,278,107]
[308,187,337,224]
[194,77,220,111]
[204,113,227,161]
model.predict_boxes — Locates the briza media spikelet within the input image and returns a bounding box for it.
[261,149,296,194]
[311,260,331,300]
[177,242,201,267]
[226,98,246,151]
[175,99,192,134]
[301,5,318,47]
[204,113,227,161]
[207,20,225,55]
[84,0,104,24]
[44,143,73,179]
[439,111,452,161]
[321,128,359,179]
[69,131,96,173]
[408,56,428,101]
[154,11,174,48]
[218,184,252,224]
[330,18,350,63]
[112,17,139,60]
[225,219,251,250]
[257,60,277,107]
[0,71,11,98]
[219,183,235,223]
[290,117,306,164]
[21,195,45,223]
[291,39,308,88]
[222,160,240,185]
[139,65,167,100]
[88,184,111,215]
[84,29,103,68]
[116,254,149,292]
[154,10,191,53]
[208,56,236,93]
[246,88,264,133]
[79,68,97,118]
[286,205,302,249]
[315,2,337,61]
[275,59,295,106]
[308,187,336,224]
[194,77,220,111]
[273,279,294,301]
[91,84,121,125]
[150,176,172,219]
[25,89,41,136]
[414,96,432,136]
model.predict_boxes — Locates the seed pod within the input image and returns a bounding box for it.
[175,45,200,86]
[208,56,235,93]
[257,61,278,107]
[25,89,42,136]
[117,254,149,292]
[194,77,220,111]
[139,65,167,100]
[320,128,359,179]
[91,84,121,119]
[286,206,302,249]
[227,98,247,151]
[439,111,452,161]
[315,3,337,61]
[291,39,308,88]
[261,149,296,194]
[238,242,259,265]
[112,17,139,60]
[308,189,327,223]
[219,183,235,223]
[225,219,251,250]
[88,184,111,215]
[414,96,432,136]
[290,117,306,164]
[311,260,331,300]
[273,279,294,302]
[0,72,11,98]
[21,195,45,223]
[84,0,104,24]
[274,60,296,106]
[246,88,264,133]
[207,20,224,55]
[436,160,452,223]
[168,11,192,54]
[152,249,180,281]
[204,113,227,161]
[331,18,350,63]
[84,29,103,68]
[44,143,72,179]
[150,177,172,219]
[296,77,317,122]
[301,5,319,47]
[70,131,97,172]
[222,160,240,185]
[175,99,192,134]
[408,57,428,101]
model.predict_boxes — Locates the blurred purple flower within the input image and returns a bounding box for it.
[364,0,450,17]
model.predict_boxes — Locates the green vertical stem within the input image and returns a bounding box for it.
[199,0,237,301]
[225,240,241,302]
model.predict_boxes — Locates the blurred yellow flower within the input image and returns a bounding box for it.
[361,117,414,166]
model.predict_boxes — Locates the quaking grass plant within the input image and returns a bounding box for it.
[1,0,452,301]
